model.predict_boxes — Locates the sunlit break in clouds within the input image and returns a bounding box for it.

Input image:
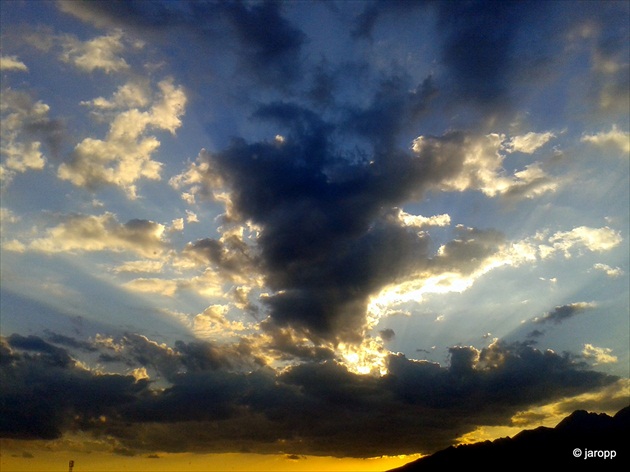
[1,1,628,470]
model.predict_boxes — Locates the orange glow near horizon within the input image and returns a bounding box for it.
[0,443,423,472]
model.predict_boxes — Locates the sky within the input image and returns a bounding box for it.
[0,0,629,470]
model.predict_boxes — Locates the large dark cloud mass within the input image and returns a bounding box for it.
[0,334,620,456]
[197,110,472,342]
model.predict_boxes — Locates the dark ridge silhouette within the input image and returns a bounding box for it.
[388,406,630,471]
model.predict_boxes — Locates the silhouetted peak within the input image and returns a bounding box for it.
[388,406,630,471]
[613,405,630,422]
[555,409,613,434]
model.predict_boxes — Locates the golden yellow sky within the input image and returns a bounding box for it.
[0,445,422,472]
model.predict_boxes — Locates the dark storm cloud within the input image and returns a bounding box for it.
[0,335,148,440]
[114,333,266,381]
[351,0,428,40]
[58,0,306,86]
[6,333,73,367]
[533,302,594,325]
[219,1,306,85]
[434,0,540,108]
[2,335,616,456]
[580,1,630,115]
[181,236,258,281]
[526,329,545,339]
[342,74,438,150]
[506,303,596,344]
[44,330,98,352]
[194,108,487,343]
[379,328,396,342]
[352,0,563,121]
[261,326,336,363]
[307,59,337,107]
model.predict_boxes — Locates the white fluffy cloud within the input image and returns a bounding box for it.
[581,125,630,154]
[505,131,555,154]
[80,81,150,111]
[0,55,28,71]
[583,344,618,364]
[592,263,624,278]
[0,89,54,184]
[541,226,623,258]
[59,30,129,73]
[14,212,168,258]
[392,209,451,228]
[192,304,250,339]
[58,79,186,198]
[169,151,217,204]
[413,132,558,199]
[0,208,20,224]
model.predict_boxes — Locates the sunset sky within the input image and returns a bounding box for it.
[1,1,629,470]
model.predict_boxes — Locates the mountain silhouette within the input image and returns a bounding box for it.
[387,406,629,471]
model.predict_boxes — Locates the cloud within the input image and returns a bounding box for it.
[434,1,547,111]
[0,335,149,440]
[123,278,178,297]
[393,210,451,228]
[168,218,184,232]
[58,78,186,198]
[542,226,622,258]
[185,210,199,223]
[43,331,98,353]
[413,132,558,198]
[582,344,618,365]
[0,89,63,186]
[58,0,306,87]
[80,81,150,111]
[59,30,129,73]
[504,131,555,154]
[368,223,621,322]
[342,74,438,150]
[122,267,228,300]
[352,1,425,39]
[18,212,167,258]
[6,334,74,368]
[169,156,215,205]
[0,335,617,457]
[170,108,610,346]
[192,305,250,340]
[178,232,259,283]
[219,1,306,85]
[111,260,165,274]
[0,207,20,224]
[592,263,624,278]
[0,55,28,72]
[581,125,630,154]
[368,226,530,313]
[508,378,630,430]
[379,329,396,342]
[573,10,630,116]
[532,302,596,325]
[352,1,626,127]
